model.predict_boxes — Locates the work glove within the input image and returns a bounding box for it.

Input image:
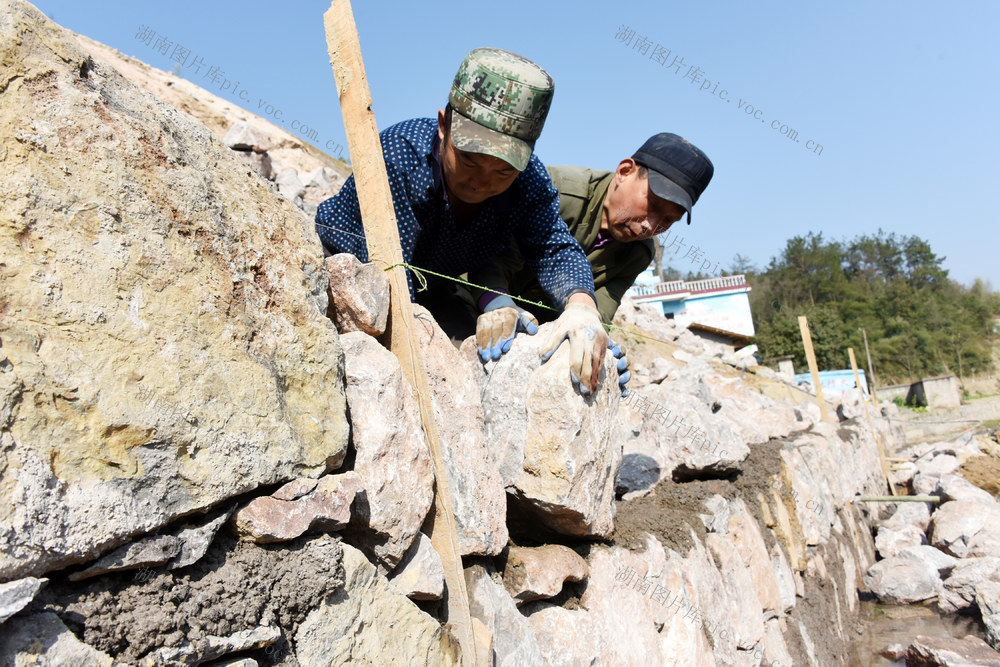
[539,302,609,395]
[476,295,539,362]
[608,338,631,397]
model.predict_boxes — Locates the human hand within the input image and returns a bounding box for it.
[476,295,539,362]
[539,302,609,395]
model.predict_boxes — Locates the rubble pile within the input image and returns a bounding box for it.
[4,1,998,665]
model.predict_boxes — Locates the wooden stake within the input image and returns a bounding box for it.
[862,328,880,409]
[323,4,477,663]
[798,316,830,422]
[850,347,897,496]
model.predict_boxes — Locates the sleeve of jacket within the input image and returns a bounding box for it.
[510,158,596,308]
[315,130,424,299]
[467,242,526,308]
[595,241,654,323]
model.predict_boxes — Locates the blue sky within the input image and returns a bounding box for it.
[34,1,1000,288]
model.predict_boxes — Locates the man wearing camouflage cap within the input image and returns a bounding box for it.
[316,48,610,394]
[470,133,715,394]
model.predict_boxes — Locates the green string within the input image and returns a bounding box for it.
[379,260,678,346]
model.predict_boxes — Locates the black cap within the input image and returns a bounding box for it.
[632,133,714,224]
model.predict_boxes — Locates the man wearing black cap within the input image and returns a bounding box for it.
[472,133,714,389]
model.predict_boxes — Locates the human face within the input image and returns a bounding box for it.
[602,160,686,242]
[437,109,520,205]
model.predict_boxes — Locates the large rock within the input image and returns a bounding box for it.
[940,557,1000,613]
[502,544,589,606]
[295,544,460,665]
[324,254,390,336]
[465,563,545,666]
[415,306,508,555]
[936,474,997,506]
[906,634,1000,666]
[0,0,348,580]
[875,524,926,558]
[339,332,433,571]
[863,552,941,604]
[482,322,622,537]
[931,501,1000,558]
[389,532,444,601]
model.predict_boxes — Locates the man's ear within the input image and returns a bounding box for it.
[615,158,637,181]
[437,108,447,142]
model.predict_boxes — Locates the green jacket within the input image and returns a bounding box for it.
[469,165,654,323]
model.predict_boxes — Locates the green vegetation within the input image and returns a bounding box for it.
[731,230,999,385]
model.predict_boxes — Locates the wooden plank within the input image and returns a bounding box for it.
[798,316,830,422]
[849,347,897,496]
[322,4,477,663]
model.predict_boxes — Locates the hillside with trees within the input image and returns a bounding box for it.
[719,231,999,385]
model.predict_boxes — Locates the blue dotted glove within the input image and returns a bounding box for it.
[608,338,630,397]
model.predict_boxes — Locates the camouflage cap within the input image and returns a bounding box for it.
[448,47,554,171]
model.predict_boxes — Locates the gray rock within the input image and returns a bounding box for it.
[324,254,390,336]
[275,167,305,201]
[836,388,867,421]
[69,535,183,581]
[465,563,545,666]
[0,577,47,624]
[234,473,357,543]
[295,544,460,665]
[167,509,233,570]
[931,501,1000,558]
[882,501,932,532]
[223,122,271,152]
[898,545,959,577]
[940,557,1000,613]
[389,532,444,601]
[875,524,926,558]
[937,475,997,506]
[140,626,280,666]
[415,306,508,555]
[0,611,114,665]
[976,581,1000,650]
[482,321,621,537]
[340,333,434,570]
[863,554,941,604]
[906,634,1000,666]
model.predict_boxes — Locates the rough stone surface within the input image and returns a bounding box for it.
[0,611,114,665]
[906,634,1000,666]
[340,332,434,570]
[69,534,183,581]
[931,501,1000,558]
[875,524,927,558]
[863,553,941,604]
[502,544,589,606]
[415,306,508,555]
[0,576,46,624]
[883,501,933,532]
[898,545,959,577]
[937,474,997,506]
[465,563,545,666]
[976,580,1000,651]
[295,544,460,665]
[482,321,621,537]
[388,532,444,601]
[167,509,234,570]
[0,0,349,580]
[324,254,390,336]
[141,625,280,666]
[939,557,1000,613]
[234,472,357,543]
[523,602,603,667]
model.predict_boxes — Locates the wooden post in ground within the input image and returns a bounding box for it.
[861,328,880,409]
[322,3,478,663]
[850,347,896,496]
[798,316,830,422]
